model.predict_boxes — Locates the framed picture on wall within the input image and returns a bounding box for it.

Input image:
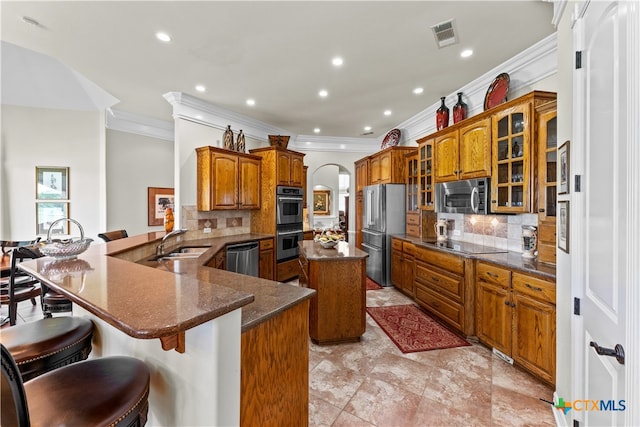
[148,187,175,226]
[36,202,69,235]
[36,166,69,200]
[313,190,330,215]
[558,200,569,253]
[558,140,570,195]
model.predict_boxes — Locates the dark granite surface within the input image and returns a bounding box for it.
[299,240,368,261]
[394,234,556,281]
[20,233,315,338]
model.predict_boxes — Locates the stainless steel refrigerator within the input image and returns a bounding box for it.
[361,183,406,286]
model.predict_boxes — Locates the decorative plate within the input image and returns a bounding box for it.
[483,73,510,111]
[381,129,401,149]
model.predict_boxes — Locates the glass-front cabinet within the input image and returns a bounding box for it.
[405,151,420,236]
[537,106,558,220]
[417,136,434,210]
[491,103,532,213]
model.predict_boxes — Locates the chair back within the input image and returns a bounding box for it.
[1,238,41,255]
[97,230,128,242]
[9,246,44,300]
[1,344,30,427]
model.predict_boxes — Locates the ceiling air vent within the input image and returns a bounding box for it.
[431,19,458,48]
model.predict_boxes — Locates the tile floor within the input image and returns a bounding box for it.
[3,285,557,426]
[307,285,557,427]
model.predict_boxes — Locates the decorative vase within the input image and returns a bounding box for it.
[164,207,174,233]
[453,92,468,124]
[436,97,449,130]
[236,130,245,153]
[223,125,234,150]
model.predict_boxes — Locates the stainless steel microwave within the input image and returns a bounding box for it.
[436,178,490,215]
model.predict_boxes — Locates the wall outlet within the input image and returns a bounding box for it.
[204,227,212,233]
[453,229,461,236]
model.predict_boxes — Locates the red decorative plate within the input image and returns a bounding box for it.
[381,129,401,149]
[484,73,510,110]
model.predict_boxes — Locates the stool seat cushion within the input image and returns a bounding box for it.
[0,317,93,381]
[25,356,150,427]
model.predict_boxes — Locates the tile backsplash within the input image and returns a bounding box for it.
[181,205,251,239]
[426,211,538,253]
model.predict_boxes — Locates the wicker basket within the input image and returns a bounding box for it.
[40,218,93,260]
[268,135,290,148]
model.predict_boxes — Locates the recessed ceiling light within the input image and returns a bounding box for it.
[413,87,424,95]
[364,126,372,131]
[155,32,171,42]
[460,49,473,58]
[383,110,392,116]
[195,85,206,92]
[332,57,343,67]
[314,128,321,133]
[318,89,328,98]
[246,99,256,106]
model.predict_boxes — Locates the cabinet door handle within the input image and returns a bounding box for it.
[432,301,440,308]
[431,276,440,283]
[504,301,511,306]
[487,272,499,279]
[525,283,543,292]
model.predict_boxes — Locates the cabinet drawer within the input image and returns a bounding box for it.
[391,238,403,251]
[414,246,464,275]
[415,263,463,300]
[260,238,274,250]
[513,273,555,304]
[402,242,416,257]
[406,213,420,225]
[406,224,420,237]
[415,282,464,331]
[476,262,511,288]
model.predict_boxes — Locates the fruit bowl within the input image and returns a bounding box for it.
[318,240,339,249]
[314,230,344,249]
[40,218,93,260]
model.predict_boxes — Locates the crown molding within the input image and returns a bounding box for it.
[113,34,557,152]
[163,92,295,142]
[394,32,558,143]
[105,108,174,141]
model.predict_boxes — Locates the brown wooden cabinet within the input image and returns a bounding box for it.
[433,118,491,183]
[490,91,557,213]
[207,249,226,270]
[196,146,261,211]
[536,100,558,264]
[413,245,474,335]
[475,261,556,384]
[275,150,304,187]
[417,137,435,210]
[391,239,416,298]
[299,241,367,344]
[405,151,420,237]
[258,238,274,280]
[355,158,369,192]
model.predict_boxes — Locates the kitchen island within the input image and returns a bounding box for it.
[298,240,368,344]
[19,232,315,426]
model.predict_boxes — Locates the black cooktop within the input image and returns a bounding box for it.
[425,240,508,255]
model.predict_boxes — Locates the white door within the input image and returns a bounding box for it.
[573,1,635,425]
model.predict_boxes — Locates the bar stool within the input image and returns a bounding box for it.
[0,316,94,381]
[1,343,151,426]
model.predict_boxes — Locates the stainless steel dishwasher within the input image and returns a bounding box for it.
[226,242,259,277]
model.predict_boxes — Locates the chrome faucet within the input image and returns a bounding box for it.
[156,228,187,257]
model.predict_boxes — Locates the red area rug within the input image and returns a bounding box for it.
[366,304,470,353]
[366,277,383,290]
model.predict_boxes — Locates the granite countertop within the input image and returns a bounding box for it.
[394,234,556,281]
[299,240,368,261]
[19,232,315,341]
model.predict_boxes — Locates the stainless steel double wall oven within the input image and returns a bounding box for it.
[275,186,304,262]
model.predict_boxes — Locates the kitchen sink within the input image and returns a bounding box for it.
[152,246,211,261]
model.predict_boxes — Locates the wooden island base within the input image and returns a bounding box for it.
[298,240,368,344]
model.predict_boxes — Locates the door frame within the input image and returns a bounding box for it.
[567,1,640,426]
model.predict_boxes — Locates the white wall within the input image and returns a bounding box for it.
[105,129,174,236]
[0,105,103,240]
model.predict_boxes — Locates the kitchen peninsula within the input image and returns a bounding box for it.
[298,240,368,344]
[18,232,315,426]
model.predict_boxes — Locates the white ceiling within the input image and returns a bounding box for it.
[1,1,555,139]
